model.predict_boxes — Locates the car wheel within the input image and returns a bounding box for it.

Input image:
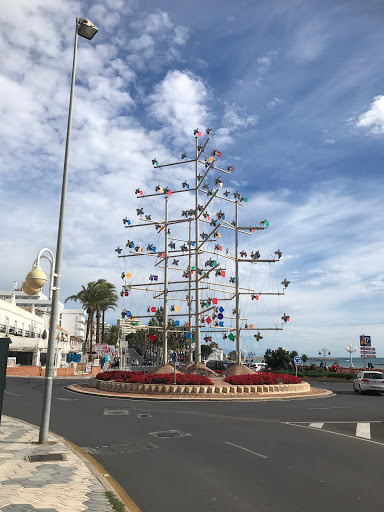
[353,384,358,393]
[359,385,366,394]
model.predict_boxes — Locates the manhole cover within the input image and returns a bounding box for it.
[27,453,66,462]
[148,430,192,439]
[138,414,152,418]
[103,408,129,416]
[82,442,158,455]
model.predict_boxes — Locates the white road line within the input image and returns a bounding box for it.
[225,442,268,459]
[4,391,21,397]
[284,422,384,447]
[356,422,371,439]
[309,422,324,429]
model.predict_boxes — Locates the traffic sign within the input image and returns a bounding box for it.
[360,335,371,347]
[172,352,177,363]
[219,306,224,313]
[294,356,301,366]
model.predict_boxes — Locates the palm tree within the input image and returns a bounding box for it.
[105,325,119,345]
[65,281,99,360]
[66,279,118,361]
[93,279,118,344]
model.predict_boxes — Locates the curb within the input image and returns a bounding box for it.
[66,383,334,402]
[3,415,142,512]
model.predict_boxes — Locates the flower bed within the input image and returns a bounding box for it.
[96,370,213,386]
[224,373,301,385]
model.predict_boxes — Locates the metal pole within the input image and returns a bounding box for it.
[38,21,79,444]
[163,195,169,365]
[235,200,241,365]
[194,136,201,363]
[188,220,193,363]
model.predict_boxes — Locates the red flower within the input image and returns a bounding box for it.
[224,373,301,385]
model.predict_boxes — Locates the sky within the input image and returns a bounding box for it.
[1,0,384,357]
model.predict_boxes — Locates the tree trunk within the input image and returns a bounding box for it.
[88,311,95,362]
[96,308,100,344]
[101,310,105,343]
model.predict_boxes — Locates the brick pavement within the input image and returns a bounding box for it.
[0,416,116,512]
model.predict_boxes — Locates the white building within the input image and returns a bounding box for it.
[60,309,86,339]
[0,282,86,339]
[207,348,224,361]
[0,282,64,313]
[0,297,77,366]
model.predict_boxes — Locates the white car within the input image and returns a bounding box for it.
[248,362,268,372]
[353,371,384,394]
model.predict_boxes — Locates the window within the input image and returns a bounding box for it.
[363,372,384,380]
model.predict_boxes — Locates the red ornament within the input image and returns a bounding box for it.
[149,335,156,342]
[212,298,218,304]
[151,306,156,312]
[124,291,129,296]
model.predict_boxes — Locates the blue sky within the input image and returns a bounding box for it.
[1,0,384,357]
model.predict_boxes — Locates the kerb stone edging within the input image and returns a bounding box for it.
[88,378,311,395]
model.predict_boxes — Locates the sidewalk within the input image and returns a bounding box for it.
[0,416,125,511]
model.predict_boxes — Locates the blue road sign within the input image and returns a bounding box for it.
[172,352,177,363]
[219,306,224,313]
[360,335,371,347]
[294,356,301,365]
[218,313,224,320]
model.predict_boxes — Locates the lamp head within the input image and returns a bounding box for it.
[77,18,98,40]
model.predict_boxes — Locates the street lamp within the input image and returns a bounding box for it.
[346,344,357,368]
[38,17,98,445]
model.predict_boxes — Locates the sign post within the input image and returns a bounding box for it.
[293,356,301,378]
[172,352,177,384]
[360,335,371,369]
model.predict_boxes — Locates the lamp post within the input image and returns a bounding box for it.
[346,344,357,368]
[38,18,98,445]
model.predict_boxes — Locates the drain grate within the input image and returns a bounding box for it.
[82,442,158,455]
[148,430,192,439]
[138,414,152,418]
[27,453,66,462]
[103,408,129,416]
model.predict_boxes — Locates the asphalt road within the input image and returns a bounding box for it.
[3,378,384,512]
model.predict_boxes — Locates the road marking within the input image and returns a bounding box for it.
[308,407,351,410]
[356,422,371,439]
[287,421,381,424]
[103,408,129,416]
[4,391,21,397]
[284,422,384,447]
[309,423,324,428]
[225,442,268,459]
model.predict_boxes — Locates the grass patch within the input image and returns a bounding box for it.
[105,491,126,512]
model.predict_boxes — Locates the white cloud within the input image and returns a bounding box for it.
[268,97,284,109]
[355,95,384,134]
[147,70,211,139]
[214,103,258,146]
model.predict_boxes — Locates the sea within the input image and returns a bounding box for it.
[305,357,384,369]
[247,356,384,368]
